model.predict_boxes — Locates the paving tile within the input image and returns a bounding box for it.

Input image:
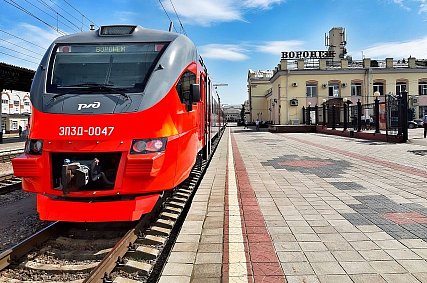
[304,252,338,264]
[277,251,307,262]
[397,259,427,273]
[281,262,315,275]
[252,262,284,276]
[317,274,353,283]
[359,249,392,261]
[167,251,196,264]
[161,262,193,276]
[368,260,406,274]
[299,242,328,252]
[311,261,346,275]
[350,274,387,283]
[274,242,301,252]
[385,249,422,260]
[413,272,427,283]
[324,241,354,251]
[349,241,379,251]
[285,275,320,283]
[192,279,221,283]
[195,253,223,264]
[340,261,376,274]
[332,250,365,262]
[192,263,222,278]
[374,240,407,250]
[158,276,191,283]
[381,273,420,283]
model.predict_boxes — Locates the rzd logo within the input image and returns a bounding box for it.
[77,101,101,111]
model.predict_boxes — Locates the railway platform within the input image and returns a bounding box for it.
[159,126,427,283]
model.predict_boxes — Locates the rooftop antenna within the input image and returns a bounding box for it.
[168,21,174,32]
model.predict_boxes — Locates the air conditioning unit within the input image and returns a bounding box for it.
[290,99,298,106]
[322,83,327,88]
[342,83,347,87]
[292,82,298,87]
[413,96,419,105]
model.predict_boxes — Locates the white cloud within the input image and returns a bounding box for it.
[160,0,284,26]
[0,23,58,69]
[359,36,427,59]
[199,44,249,61]
[243,0,284,9]
[254,40,304,55]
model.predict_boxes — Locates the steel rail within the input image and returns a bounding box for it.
[0,221,62,270]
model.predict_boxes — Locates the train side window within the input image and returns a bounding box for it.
[176,71,196,104]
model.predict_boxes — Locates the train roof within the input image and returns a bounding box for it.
[54,25,182,44]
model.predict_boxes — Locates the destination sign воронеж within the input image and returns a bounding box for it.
[281,50,335,60]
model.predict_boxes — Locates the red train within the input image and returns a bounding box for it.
[12,25,225,222]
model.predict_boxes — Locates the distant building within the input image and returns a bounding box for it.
[1,89,31,133]
[247,70,273,123]
[222,104,242,122]
[247,27,427,124]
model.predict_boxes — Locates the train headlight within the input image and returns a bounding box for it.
[25,139,43,155]
[130,138,167,154]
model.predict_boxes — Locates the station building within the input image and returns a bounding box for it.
[0,89,31,133]
[222,104,242,122]
[247,27,427,125]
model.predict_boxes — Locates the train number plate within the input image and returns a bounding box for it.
[59,126,114,136]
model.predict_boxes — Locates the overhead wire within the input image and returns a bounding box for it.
[21,0,80,33]
[2,0,67,35]
[158,0,178,33]
[0,50,39,65]
[0,44,41,61]
[169,0,187,36]
[61,0,98,28]
[0,28,46,50]
[0,38,45,56]
[44,0,87,30]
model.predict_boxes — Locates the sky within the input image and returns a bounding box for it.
[1,0,427,105]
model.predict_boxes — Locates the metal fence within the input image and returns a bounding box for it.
[302,92,409,141]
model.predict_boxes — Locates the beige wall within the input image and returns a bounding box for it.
[263,62,427,124]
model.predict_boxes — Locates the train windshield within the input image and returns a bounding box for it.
[47,43,168,93]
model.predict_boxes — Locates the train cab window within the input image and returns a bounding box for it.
[47,43,168,93]
[176,71,196,104]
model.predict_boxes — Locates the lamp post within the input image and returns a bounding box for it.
[307,102,311,125]
[322,99,327,127]
[373,91,380,133]
[343,97,348,131]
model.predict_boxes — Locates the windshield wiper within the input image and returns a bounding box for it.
[51,83,130,100]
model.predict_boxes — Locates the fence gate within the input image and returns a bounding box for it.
[386,94,400,135]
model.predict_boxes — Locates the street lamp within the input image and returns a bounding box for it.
[322,98,327,127]
[373,91,380,133]
[343,97,348,131]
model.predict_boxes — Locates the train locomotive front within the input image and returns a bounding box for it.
[12,25,211,222]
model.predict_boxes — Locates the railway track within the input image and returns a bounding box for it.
[0,174,22,195]
[0,149,24,163]
[0,131,224,283]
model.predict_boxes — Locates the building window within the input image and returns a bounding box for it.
[306,83,317,97]
[13,100,19,106]
[396,82,407,95]
[11,121,17,130]
[24,101,30,106]
[420,106,427,118]
[328,83,339,97]
[419,82,427,95]
[351,82,362,96]
[373,82,384,95]
[1,99,7,104]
